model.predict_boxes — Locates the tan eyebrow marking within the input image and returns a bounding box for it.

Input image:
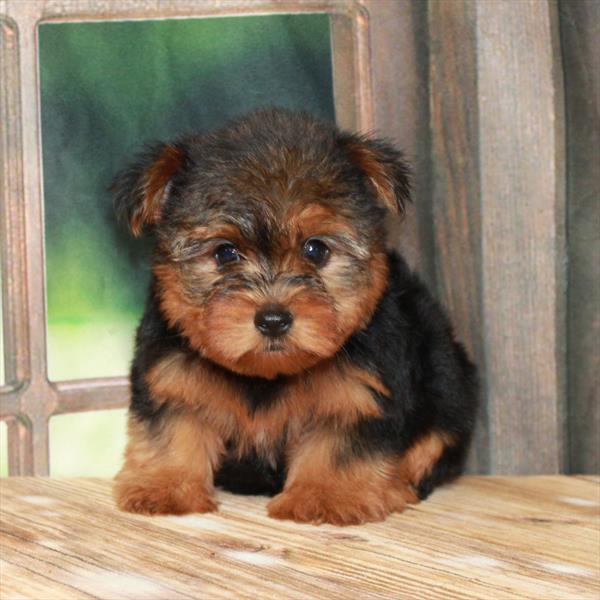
[286,202,357,242]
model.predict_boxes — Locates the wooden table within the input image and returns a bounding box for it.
[1,476,598,599]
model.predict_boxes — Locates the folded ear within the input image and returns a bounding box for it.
[340,134,411,214]
[112,143,186,237]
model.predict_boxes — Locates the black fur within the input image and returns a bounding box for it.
[129,293,292,427]
[116,108,478,510]
[341,253,478,495]
[216,252,477,494]
[215,445,286,496]
[128,251,477,496]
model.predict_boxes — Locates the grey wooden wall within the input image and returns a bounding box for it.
[377,0,598,474]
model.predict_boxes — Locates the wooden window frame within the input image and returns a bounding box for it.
[0,0,373,475]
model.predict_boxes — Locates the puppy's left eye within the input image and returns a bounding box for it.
[302,238,330,267]
[214,243,240,266]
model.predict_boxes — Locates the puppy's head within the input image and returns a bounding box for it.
[113,109,410,378]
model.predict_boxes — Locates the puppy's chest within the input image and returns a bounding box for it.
[148,352,384,453]
[212,363,385,456]
[222,375,308,455]
[235,376,289,414]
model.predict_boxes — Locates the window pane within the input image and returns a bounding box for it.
[38,15,335,381]
[49,409,127,476]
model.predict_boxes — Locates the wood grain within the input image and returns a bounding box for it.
[427,0,488,474]
[477,0,567,474]
[429,0,568,474]
[0,11,28,388]
[364,0,434,282]
[0,477,598,599]
[559,0,600,474]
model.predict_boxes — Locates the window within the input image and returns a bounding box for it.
[0,2,371,475]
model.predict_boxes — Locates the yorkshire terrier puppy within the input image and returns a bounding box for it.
[113,108,478,525]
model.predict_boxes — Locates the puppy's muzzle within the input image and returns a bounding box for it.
[254,304,293,338]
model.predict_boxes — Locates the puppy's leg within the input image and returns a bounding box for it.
[114,411,223,515]
[267,429,416,526]
[268,428,454,526]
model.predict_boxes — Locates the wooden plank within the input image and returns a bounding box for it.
[1,0,361,20]
[1,0,55,476]
[429,0,568,474]
[428,0,488,474]
[476,0,566,473]
[364,0,434,281]
[0,477,598,599]
[559,0,600,474]
[53,378,129,414]
[0,14,29,389]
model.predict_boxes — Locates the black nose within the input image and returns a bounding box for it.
[254,305,293,337]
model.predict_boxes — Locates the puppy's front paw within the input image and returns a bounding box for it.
[267,484,401,526]
[114,473,217,516]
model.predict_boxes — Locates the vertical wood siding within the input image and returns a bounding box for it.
[422,0,597,473]
[426,0,568,474]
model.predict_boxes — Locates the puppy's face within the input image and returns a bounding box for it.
[114,110,410,378]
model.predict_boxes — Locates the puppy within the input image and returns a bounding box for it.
[112,108,478,525]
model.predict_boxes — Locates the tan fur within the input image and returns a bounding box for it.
[114,412,223,515]
[397,430,453,486]
[343,141,399,213]
[122,351,453,523]
[268,430,416,525]
[126,240,441,524]
[131,145,184,237]
[285,202,358,244]
[329,250,389,331]
[115,113,430,524]
[348,365,390,397]
[153,256,387,379]
[145,353,384,463]
[153,261,333,378]
[267,430,453,525]
[150,191,391,380]
[152,263,209,348]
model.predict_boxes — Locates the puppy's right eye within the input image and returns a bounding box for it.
[214,243,240,266]
[302,238,330,267]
